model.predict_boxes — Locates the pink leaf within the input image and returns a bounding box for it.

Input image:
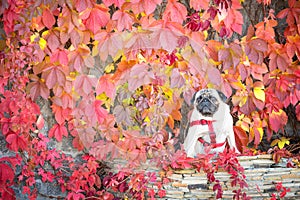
[37,115,45,130]
[47,32,60,53]
[190,0,210,10]
[102,0,125,7]
[50,49,68,65]
[113,105,133,125]
[42,8,55,29]
[95,31,123,61]
[128,64,154,91]
[43,66,66,89]
[96,74,116,99]
[207,67,221,85]
[94,100,108,124]
[74,74,98,96]
[163,0,187,24]
[170,68,185,88]
[130,0,162,15]
[81,4,110,34]
[112,10,135,31]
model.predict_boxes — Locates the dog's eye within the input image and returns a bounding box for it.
[196,96,203,103]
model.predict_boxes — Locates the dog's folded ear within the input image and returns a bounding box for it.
[217,90,227,103]
[190,91,197,105]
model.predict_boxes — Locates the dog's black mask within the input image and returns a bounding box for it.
[195,92,220,117]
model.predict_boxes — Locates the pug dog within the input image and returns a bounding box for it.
[184,89,239,157]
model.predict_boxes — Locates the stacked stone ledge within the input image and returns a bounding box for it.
[109,155,300,199]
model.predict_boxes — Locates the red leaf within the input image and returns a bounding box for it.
[51,104,72,124]
[72,135,85,151]
[42,8,55,29]
[49,123,68,142]
[224,9,243,36]
[158,189,166,198]
[1,187,15,200]
[0,163,15,185]
[81,4,110,34]
[218,43,242,69]
[74,0,93,12]
[5,131,28,152]
[233,126,249,153]
[240,97,256,115]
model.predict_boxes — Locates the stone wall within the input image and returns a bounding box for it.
[163,155,300,199]
[110,155,300,199]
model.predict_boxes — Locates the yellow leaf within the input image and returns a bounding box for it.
[253,87,265,102]
[92,40,99,56]
[257,127,263,141]
[96,93,109,101]
[144,116,150,123]
[161,86,173,99]
[208,58,222,65]
[39,38,47,50]
[105,63,115,73]
[278,137,290,149]
[30,33,38,43]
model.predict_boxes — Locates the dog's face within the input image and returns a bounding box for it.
[191,89,227,117]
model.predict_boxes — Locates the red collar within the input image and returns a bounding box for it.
[190,119,226,149]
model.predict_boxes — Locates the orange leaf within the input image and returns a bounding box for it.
[167,116,175,129]
[233,126,249,154]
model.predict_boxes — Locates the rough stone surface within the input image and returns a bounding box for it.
[118,155,300,199]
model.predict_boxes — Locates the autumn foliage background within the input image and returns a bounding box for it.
[0,0,300,199]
